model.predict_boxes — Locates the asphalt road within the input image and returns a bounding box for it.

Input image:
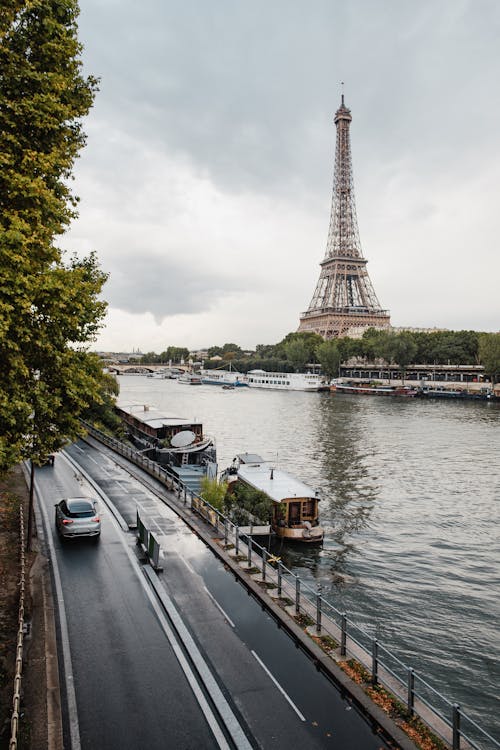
[34,443,395,750]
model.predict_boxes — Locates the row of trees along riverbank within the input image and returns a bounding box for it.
[136,329,500,383]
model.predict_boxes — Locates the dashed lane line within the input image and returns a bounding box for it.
[251,650,306,722]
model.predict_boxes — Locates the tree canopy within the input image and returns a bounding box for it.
[0,0,108,473]
[478,333,500,383]
[316,340,341,381]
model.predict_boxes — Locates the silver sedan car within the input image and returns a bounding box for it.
[55,497,101,540]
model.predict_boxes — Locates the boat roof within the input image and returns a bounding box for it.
[234,455,318,503]
[246,370,322,379]
[117,402,202,428]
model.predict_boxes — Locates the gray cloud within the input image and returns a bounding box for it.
[69,0,500,348]
[79,1,500,192]
[103,253,242,321]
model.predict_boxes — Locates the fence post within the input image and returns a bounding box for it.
[247,535,252,569]
[452,704,461,750]
[183,485,187,503]
[262,549,266,582]
[277,561,282,597]
[235,526,239,556]
[224,518,228,546]
[341,613,347,656]
[316,584,322,634]
[295,575,301,615]
[371,639,378,685]
[407,668,415,716]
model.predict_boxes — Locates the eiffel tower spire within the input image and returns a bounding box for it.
[298,94,390,339]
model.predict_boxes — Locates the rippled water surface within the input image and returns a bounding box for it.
[118,376,500,739]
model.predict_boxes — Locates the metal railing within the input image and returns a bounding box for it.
[10,506,26,750]
[82,422,499,750]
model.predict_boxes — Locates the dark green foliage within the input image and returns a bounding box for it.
[0,1,107,473]
[227,482,274,525]
[478,333,500,382]
[316,340,341,380]
[146,328,485,379]
[80,356,122,434]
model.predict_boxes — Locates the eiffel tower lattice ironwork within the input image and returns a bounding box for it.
[298,95,390,339]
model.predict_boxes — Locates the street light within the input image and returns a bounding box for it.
[26,370,40,552]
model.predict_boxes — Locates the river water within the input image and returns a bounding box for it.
[117,375,500,741]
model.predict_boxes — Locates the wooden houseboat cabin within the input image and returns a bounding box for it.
[225,453,324,543]
[115,403,204,447]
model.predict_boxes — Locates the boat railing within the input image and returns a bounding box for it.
[80,421,498,750]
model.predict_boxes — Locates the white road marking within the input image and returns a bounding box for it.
[203,586,235,628]
[144,567,252,750]
[73,445,84,454]
[179,556,197,576]
[70,470,247,750]
[251,650,306,722]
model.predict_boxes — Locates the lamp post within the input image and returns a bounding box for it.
[26,369,40,552]
[26,459,35,552]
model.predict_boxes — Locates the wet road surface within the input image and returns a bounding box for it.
[34,442,397,749]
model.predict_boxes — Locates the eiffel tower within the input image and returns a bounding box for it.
[298,94,390,339]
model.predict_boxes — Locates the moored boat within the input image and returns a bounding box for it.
[246,370,325,392]
[332,381,417,396]
[416,386,497,401]
[200,367,248,387]
[178,373,203,385]
[222,453,324,543]
[115,403,216,492]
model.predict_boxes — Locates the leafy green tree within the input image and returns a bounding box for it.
[384,333,418,383]
[228,482,274,525]
[207,346,223,358]
[284,338,310,372]
[221,342,242,355]
[80,356,122,435]
[167,346,189,362]
[280,332,322,362]
[478,333,500,384]
[140,352,160,364]
[255,343,279,358]
[316,340,341,381]
[199,477,229,512]
[0,1,106,482]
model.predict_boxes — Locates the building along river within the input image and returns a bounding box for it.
[117,374,500,742]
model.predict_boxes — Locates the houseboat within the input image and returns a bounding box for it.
[246,370,326,392]
[332,381,417,396]
[115,403,216,492]
[222,453,324,543]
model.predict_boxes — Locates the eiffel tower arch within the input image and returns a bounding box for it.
[298,95,390,339]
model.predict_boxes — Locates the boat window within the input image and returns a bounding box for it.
[288,502,301,524]
[302,499,316,519]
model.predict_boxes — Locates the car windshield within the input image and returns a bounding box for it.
[67,501,95,518]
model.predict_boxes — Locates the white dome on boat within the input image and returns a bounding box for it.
[171,430,196,448]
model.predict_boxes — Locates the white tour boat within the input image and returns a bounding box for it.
[200,368,248,387]
[178,373,203,385]
[246,370,325,391]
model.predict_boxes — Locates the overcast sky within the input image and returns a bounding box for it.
[64,0,500,352]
